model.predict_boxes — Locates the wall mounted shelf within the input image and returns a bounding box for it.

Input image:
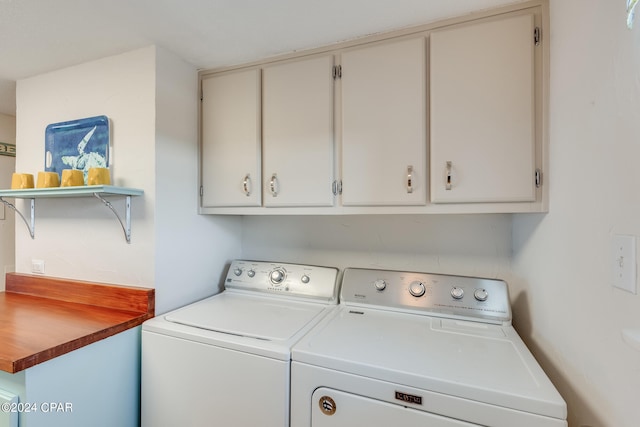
[0,185,144,243]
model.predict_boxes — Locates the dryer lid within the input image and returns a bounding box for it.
[292,306,567,421]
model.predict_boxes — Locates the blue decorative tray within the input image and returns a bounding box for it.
[45,115,110,183]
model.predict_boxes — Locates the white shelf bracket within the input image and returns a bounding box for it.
[93,193,133,243]
[0,186,142,243]
[0,197,35,239]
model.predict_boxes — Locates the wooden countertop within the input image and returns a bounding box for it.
[0,273,154,373]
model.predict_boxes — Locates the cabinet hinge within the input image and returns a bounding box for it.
[534,27,541,46]
[200,185,204,197]
[535,169,542,188]
[200,88,204,102]
[332,65,342,80]
[332,180,343,195]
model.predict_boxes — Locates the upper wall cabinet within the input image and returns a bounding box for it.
[340,37,427,207]
[201,69,261,207]
[430,13,538,204]
[262,55,335,207]
[199,0,548,215]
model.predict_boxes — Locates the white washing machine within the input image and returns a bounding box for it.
[141,260,339,427]
[291,268,567,427]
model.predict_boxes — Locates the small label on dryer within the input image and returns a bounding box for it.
[395,391,422,405]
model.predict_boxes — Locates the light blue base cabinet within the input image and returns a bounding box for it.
[0,327,141,427]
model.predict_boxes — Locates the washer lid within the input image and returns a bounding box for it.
[165,291,328,341]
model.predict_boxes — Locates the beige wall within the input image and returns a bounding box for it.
[512,1,640,426]
[11,1,640,424]
[15,47,158,287]
[0,112,16,290]
[243,2,640,426]
[153,47,242,313]
[14,46,242,313]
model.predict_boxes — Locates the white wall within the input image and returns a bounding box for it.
[15,46,242,312]
[0,113,16,290]
[512,1,640,427]
[154,47,242,314]
[242,214,513,285]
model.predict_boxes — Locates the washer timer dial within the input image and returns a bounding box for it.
[270,268,286,285]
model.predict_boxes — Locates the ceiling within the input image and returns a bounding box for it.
[0,0,524,116]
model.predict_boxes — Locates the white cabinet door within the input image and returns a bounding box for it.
[263,55,335,207]
[430,14,536,203]
[201,69,261,207]
[341,37,427,206]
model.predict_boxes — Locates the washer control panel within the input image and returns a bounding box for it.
[340,268,511,324]
[225,260,339,302]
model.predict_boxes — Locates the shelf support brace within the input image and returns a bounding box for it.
[0,197,35,239]
[93,193,132,243]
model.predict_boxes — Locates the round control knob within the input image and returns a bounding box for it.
[233,268,243,276]
[474,288,489,301]
[247,269,256,278]
[409,281,426,297]
[270,269,286,285]
[374,279,387,291]
[301,275,310,284]
[451,287,464,299]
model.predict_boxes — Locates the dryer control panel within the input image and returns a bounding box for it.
[340,268,511,324]
[225,260,339,303]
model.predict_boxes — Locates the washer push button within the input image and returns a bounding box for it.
[450,287,464,300]
[409,281,426,297]
[474,288,489,301]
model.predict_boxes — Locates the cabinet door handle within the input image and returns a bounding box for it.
[445,161,452,190]
[242,174,252,197]
[407,165,414,194]
[269,173,279,197]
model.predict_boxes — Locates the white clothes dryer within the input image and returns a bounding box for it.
[291,268,567,427]
[141,260,339,427]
